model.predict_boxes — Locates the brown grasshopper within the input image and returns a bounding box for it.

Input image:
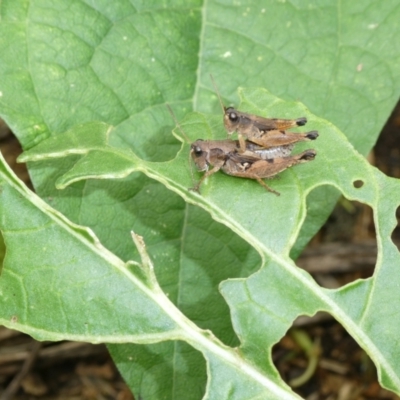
[167,105,317,196]
[190,139,316,195]
[210,75,318,153]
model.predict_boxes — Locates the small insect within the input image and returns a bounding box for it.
[210,75,318,153]
[190,139,316,195]
[167,104,317,196]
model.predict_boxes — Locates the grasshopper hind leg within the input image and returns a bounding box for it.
[255,178,281,196]
[227,149,317,195]
[257,149,316,194]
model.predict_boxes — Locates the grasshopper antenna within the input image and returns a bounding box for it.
[210,74,230,138]
[166,104,190,143]
[165,104,195,185]
[210,74,226,114]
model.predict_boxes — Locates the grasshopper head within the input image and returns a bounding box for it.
[190,140,209,171]
[223,107,240,134]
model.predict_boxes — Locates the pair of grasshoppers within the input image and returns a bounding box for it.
[169,79,318,196]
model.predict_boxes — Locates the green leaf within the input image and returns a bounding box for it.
[1,1,400,399]
[18,88,400,395]
[0,155,184,341]
[1,150,308,400]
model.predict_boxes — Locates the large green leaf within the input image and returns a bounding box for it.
[17,89,400,397]
[1,1,400,399]
[0,149,298,400]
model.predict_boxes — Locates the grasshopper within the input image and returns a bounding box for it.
[210,75,318,153]
[190,139,316,195]
[167,104,317,196]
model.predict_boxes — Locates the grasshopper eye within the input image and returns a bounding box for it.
[228,111,239,122]
[192,146,203,157]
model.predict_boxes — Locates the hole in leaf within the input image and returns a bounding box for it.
[353,180,364,188]
[297,198,376,288]
[0,121,31,187]
[373,98,400,179]
[390,205,400,252]
[273,314,389,399]
[0,229,5,275]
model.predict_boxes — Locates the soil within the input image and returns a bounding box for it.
[0,100,399,400]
